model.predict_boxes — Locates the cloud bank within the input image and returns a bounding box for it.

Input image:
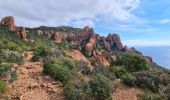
[0,0,140,27]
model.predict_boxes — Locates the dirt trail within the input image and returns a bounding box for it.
[112,81,141,100]
[4,51,64,100]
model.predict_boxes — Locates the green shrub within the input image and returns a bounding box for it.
[0,80,7,94]
[32,55,42,62]
[114,54,149,72]
[139,90,163,100]
[0,50,24,64]
[0,63,11,77]
[121,73,137,86]
[43,58,76,84]
[32,47,51,62]
[89,74,113,100]
[94,64,116,80]
[110,66,127,78]
[64,79,91,100]
[133,71,168,92]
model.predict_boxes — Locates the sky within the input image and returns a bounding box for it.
[0,0,170,46]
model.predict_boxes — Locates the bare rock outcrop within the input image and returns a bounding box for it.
[85,33,96,56]
[16,27,27,39]
[65,50,91,65]
[51,32,62,43]
[91,52,110,67]
[0,16,15,32]
[106,33,123,50]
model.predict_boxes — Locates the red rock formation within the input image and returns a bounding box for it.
[91,52,110,67]
[85,33,96,56]
[106,33,123,50]
[68,26,93,42]
[65,50,91,65]
[51,32,62,43]
[0,16,15,32]
[16,27,27,39]
[36,30,43,36]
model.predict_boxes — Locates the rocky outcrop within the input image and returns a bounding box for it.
[16,27,27,39]
[145,56,153,63]
[122,45,129,52]
[91,52,110,67]
[0,16,15,32]
[36,30,43,36]
[51,32,62,43]
[106,33,123,50]
[65,50,91,65]
[68,26,93,42]
[85,33,96,56]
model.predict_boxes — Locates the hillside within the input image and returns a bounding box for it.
[0,16,169,100]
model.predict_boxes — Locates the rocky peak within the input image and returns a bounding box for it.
[0,16,15,32]
[72,26,94,42]
[106,33,123,50]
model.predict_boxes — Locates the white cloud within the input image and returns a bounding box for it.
[0,0,141,28]
[159,19,170,24]
[123,40,170,46]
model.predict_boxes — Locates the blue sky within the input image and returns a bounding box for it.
[94,0,170,46]
[0,0,170,46]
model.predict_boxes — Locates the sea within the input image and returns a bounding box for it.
[135,46,170,70]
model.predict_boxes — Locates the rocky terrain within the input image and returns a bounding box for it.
[0,16,169,100]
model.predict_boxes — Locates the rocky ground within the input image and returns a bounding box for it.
[113,81,141,100]
[3,51,64,100]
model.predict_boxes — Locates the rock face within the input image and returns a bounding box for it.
[65,50,91,65]
[51,32,62,43]
[91,52,110,67]
[85,33,96,56]
[0,16,15,32]
[36,30,43,36]
[106,33,123,50]
[16,27,27,39]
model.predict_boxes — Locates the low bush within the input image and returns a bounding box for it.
[139,90,163,100]
[121,73,137,86]
[0,50,24,64]
[133,71,168,92]
[0,63,11,77]
[43,58,76,84]
[89,74,113,100]
[114,54,149,72]
[109,66,127,78]
[64,79,91,100]
[0,80,7,94]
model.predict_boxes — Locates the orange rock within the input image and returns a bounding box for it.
[37,30,43,36]
[91,53,110,67]
[0,16,15,32]
[65,50,91,65]
[16,27,27,39]
[51,32,62,43]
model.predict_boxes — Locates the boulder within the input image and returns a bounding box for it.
[36,30,43,36]
[16,27,27,39]
[85,33,96,56]
[65,50,91,65]
[91,52,110,67]
[0,16,15,32]
[51,32,62,43]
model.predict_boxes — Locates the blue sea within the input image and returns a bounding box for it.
[135,46,170,69]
